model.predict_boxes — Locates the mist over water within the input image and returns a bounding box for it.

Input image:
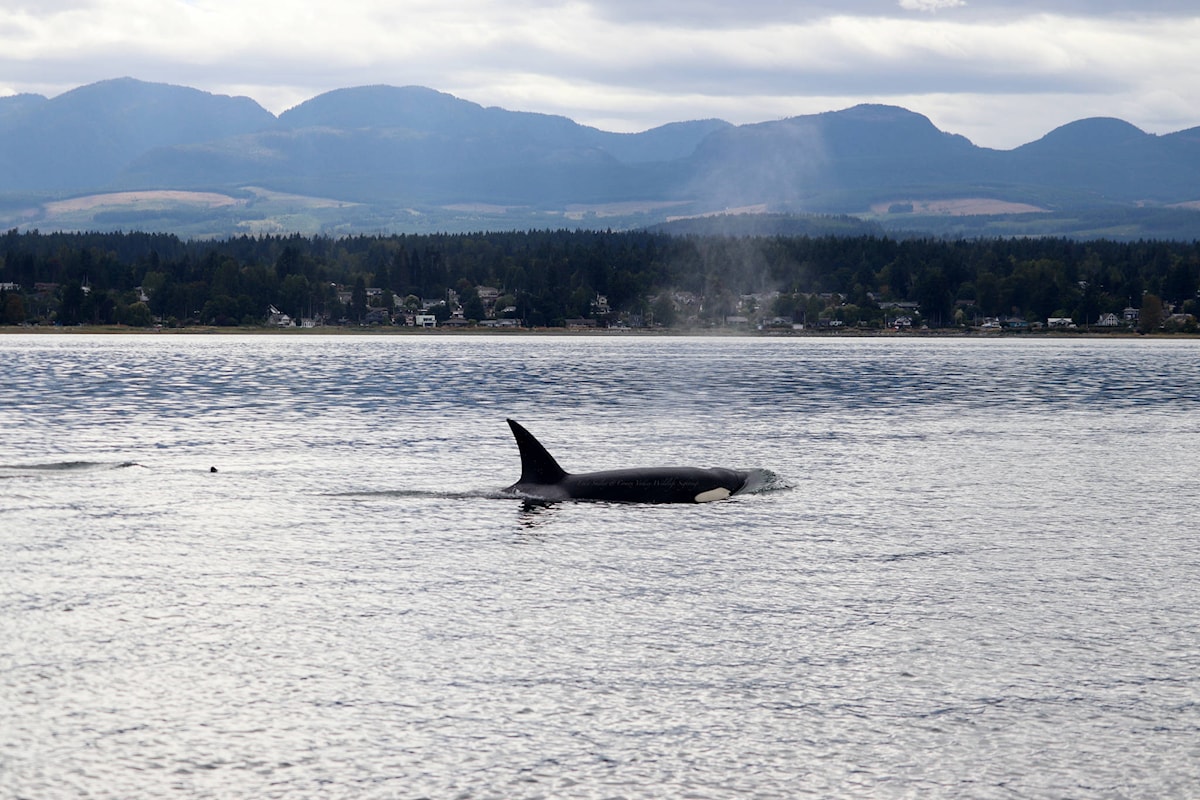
[2,334,1198,798]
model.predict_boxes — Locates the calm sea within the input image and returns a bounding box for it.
[2,333,1198,799]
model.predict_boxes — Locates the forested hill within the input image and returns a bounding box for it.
[3,229,1197,331]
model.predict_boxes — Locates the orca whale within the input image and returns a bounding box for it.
[503,419,750,504]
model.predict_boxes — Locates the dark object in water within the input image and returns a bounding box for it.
[503,418,749,504]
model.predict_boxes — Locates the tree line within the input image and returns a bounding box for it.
[2,227,1199,329]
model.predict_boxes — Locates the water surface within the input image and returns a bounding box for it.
[2,334,1198,798]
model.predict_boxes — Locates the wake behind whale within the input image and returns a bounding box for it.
[0,460,143,475]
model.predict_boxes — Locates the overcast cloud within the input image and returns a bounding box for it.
[1,0,1197,148]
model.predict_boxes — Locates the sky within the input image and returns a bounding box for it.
[1,0,1198,149]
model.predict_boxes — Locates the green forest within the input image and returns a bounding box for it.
[2,227,1199,331]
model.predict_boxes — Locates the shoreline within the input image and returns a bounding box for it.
[0,324,1182,339]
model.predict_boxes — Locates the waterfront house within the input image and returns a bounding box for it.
[566,318,597,329]
[267,305,293,327]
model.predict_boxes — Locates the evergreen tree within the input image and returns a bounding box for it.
[351,275,368,322]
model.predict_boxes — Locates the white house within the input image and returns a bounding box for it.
[267,305,293,327]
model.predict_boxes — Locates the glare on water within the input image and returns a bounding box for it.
[2,334,1199,798]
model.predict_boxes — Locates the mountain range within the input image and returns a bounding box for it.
[2,77,1199,239]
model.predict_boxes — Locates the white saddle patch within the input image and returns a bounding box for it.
[694,487,732,503]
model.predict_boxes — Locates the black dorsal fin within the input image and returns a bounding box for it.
[507,419,568,485]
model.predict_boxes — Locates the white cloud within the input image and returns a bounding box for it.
[898,0,966,12]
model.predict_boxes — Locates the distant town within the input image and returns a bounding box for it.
[2,229,1198,333]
